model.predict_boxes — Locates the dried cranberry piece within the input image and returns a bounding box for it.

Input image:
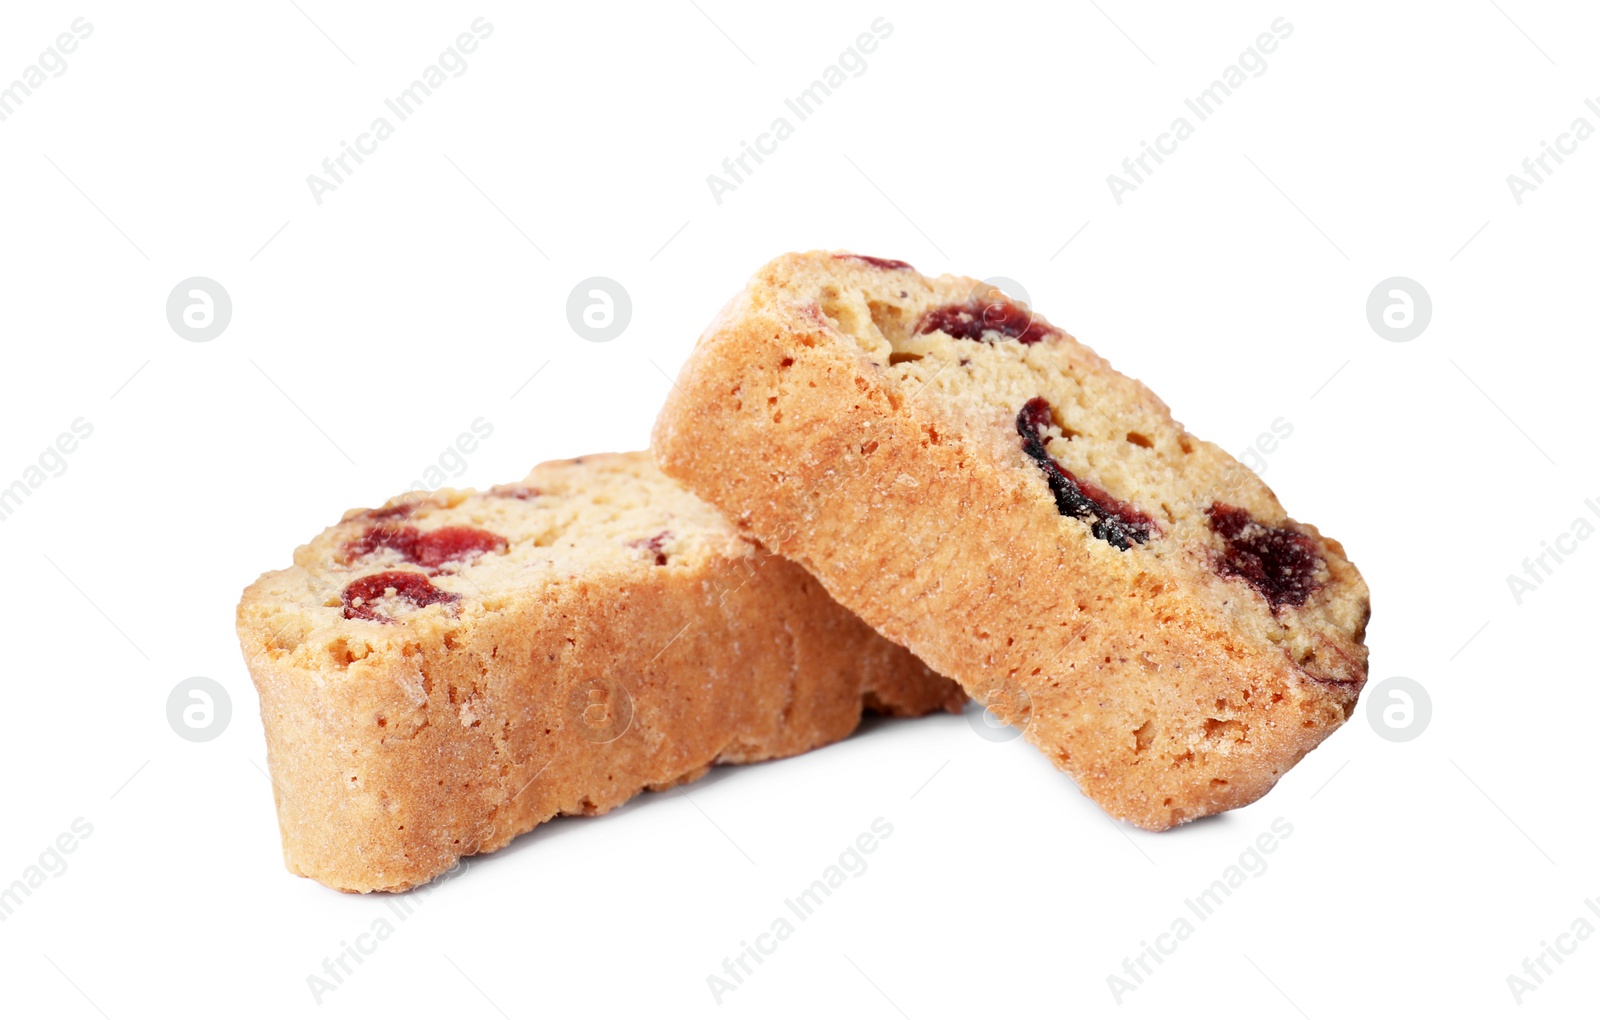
[488,484,541,500]
[342,523,421,563]
[1207,503,1322,611]
[342,571,458,622]
[412,526,506,568]
[833,253,914,271]
[363,502,419,520]
[629,530,671,566]
[342,523,506,568]
[1017,398,1156,550]
[918,298,1058,346]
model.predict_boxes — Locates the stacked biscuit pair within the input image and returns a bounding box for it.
[238,253,1370,892]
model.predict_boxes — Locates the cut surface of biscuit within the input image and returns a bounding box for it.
[237,451,963,892]
[653,252,1371,829]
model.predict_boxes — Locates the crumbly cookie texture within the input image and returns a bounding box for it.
[237,451,962,893]
[652,252,1371,830]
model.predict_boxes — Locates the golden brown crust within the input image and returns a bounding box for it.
[652,253,1371,830]
[237,451,961,892]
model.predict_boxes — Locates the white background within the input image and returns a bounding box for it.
[1,1,1596,1016]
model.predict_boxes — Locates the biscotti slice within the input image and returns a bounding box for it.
[652,252,1370,830]
[237,451,962,892]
